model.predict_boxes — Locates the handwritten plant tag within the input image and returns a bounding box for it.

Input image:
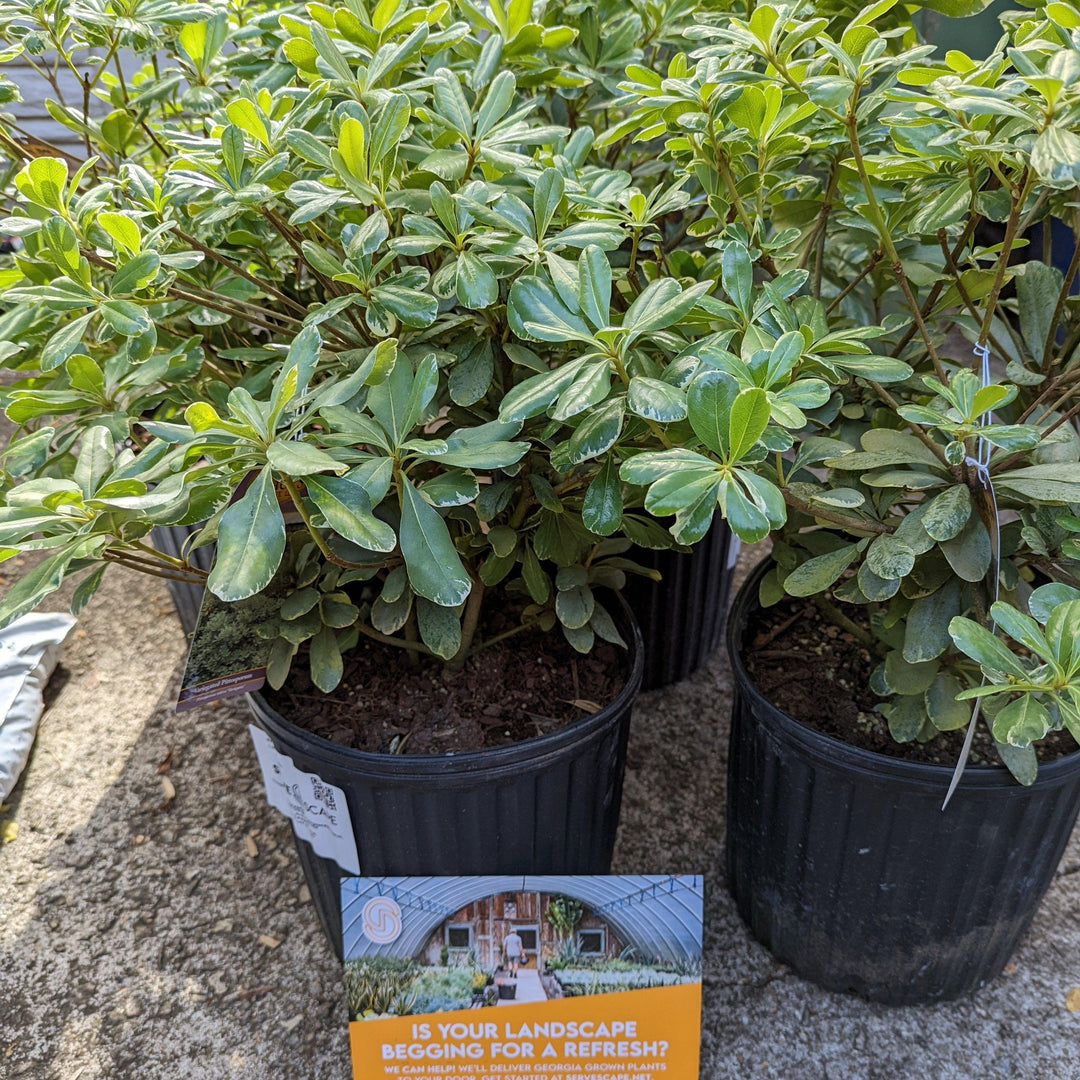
[249,726,359,875]
[342,874,703,1080]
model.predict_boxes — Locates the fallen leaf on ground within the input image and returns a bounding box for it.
[244,833,258,858]
[258,934,281,949]
[161,776,176,801]
[1,821,17,843]
[157,750,173,774]
[1004,963,1018,975]
[1067,988,1080,1012]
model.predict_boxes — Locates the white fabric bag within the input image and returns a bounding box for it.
[0,612,76,801]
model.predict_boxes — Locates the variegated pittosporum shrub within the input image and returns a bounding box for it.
[0,0,816,692]
[607,0,1080,779]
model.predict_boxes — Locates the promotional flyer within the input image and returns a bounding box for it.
[342,875,703,1080]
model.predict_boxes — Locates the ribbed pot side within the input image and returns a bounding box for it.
[725,558,1080,1004]
[247,595,644,960]
[625,515,736,690]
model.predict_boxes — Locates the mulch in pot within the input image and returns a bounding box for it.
[263,601,626,756]
[743,593,1077,767]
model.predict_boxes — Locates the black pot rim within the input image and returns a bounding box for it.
[727,557,1080,791]
[248,591,644,781]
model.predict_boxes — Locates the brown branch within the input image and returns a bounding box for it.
[782,489,892,534]
[826,250,882,315]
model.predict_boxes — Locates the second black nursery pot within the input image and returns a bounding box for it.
[625,515,736,690]
[725,559,1080,1004]
[248,595,644,960]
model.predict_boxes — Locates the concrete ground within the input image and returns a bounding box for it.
[2,545,1080,1080]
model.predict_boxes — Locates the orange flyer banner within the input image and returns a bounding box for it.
[349,982,701,1080]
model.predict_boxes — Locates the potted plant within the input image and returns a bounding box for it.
[609,0,1080,1001]
[0,0,756,956]
[0,1,744,672]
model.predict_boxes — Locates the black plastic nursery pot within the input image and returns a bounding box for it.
[150,523,213,638]
[624,515,737,690]
[725,559,1080,1004]
[247,595,644,960]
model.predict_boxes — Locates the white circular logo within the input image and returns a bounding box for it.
[362,897,403,944]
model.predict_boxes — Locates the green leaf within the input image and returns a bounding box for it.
[881,696,924,743]
[416,597,462,659]
[500,357,589,422]
[399,478,472,606]
[521,543,550,603]
[577,245,611,330]
[925,673,971,731]
[883,650,939,694]
[456,250,498,308]
[563,622,594,653]
[507,276,591,342]
[920,486,972,544]
[267,440,347,477]
[310,626,343,692]
[74,425,112,498]
[721,243,752,315]
[687,369,739,457]
[369,94,411,167]
[1029,583,1080,624]
[99,299,152,337]
[98,212,140,252]
[476,70,515,137]
[1031,126,1080,190]
[948,616,1029,678]
[626,377,686,422]
[433,68,472,137]
[1016,262,1062,364]
[623,280,710,341]
[0,539,93,628]
[305,474,397,552]
[992,695,1053,747]
[556,583,594,629]
[207,468,285,602]
[221,124,245,186]
[718,480,767,543]
[42,314,93,372]
[226,99,269,146]
[904,579,961,662]
[727,388,770,462]
[989,601,1052,662]
[939,514,991,582]
[111,251,159,295]
[582,458,622,536]
[995,464,1080,504]
[782,544,860,597]
[533,167,564,240]
[995,739,1038,786]
[566,399,624,465]
[866,534,916,581]
[70,564,107,616]
[1045,599,1080,677]
[420,470,479,507]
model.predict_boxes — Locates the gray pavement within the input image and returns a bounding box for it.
[2,546,1080,1079]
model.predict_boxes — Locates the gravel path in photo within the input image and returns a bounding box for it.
[2,546,1080,1079]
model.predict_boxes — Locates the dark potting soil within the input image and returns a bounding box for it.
[743,593,1078,767]
[263,604,626,755]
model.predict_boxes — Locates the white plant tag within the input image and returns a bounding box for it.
[249,725,360,875]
